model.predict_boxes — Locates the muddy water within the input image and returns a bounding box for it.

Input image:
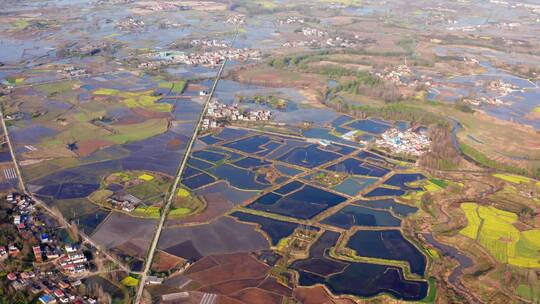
[423,233,473,285]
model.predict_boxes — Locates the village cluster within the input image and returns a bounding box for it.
[136,1,179,12]
[61,41,114,58]
[107,193,142,213]
[283,27,367,48]
[277,16,306,25]
[461,79,523,106]
[301,26,328,38]
[375,65,434,88]
[158,20,183,29]
[115,16,145,31]
[139,47,261,69]
[1,193,99,304]
[226,14,245,25]
[57,66,88,79]
[202,100,272,130]
[485,79,523,95]
[374,128,431,156]
[189,39,229,49]
[461,96,509,106]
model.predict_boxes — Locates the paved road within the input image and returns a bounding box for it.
[133,30,238,303]
[0,110,130,273]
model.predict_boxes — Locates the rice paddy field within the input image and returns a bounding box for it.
[152,124,439,301]
[2,75,417,293]
[460,202,540,268]
[493,173,540,186]
[91,212,157,259]
[3,0,540,302]
[153,253,292,304]
[158,217,269,260]
[6,72,440,301]
[6,71,209,262]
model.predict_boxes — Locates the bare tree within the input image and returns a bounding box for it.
[419,126,461,170]
[68,221,80,243]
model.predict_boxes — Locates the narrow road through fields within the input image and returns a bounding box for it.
[133,30,239,304]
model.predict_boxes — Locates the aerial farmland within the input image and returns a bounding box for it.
[1,0,540,303]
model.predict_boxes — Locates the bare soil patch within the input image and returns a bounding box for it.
[180,253,291,304]
[76,139,114,157]
[293,286,356,304]
[92,212,157,258]
[152,250,185,272]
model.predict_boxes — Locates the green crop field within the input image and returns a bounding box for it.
[460,203,540,268]
[423,180,444,192]
[45,122,110,144]
[132,206,190,218]
[107,118,169,144]
[93,89,173,112]
[36,118,168,154]
[12,19,30,30]
[460,202,481,239]
[171,190,205,218]
[429,178,448,189]
[517,283,540,302]
[73,110,107,122]
[35,80,79,95]
[169,207,192,217]
[493,173,540,186]
[132,206,161,218]
[89,189,113,204]
[120,276,139,287]
[512,230,540,268]
[159,80,187,93]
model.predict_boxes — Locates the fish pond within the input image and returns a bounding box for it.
[355,199,418,217]
[326,158,390,177]
[292,231,428,301]
[347,229,427,276]
[321,205,402,229]
[247,183,347,219]
[383,173,426,190]
[346,119,392,134]
[331,177,378,196]
[210,164,271,190]
[364,187,406,198]
[277,144,342,168]
[181,172,216,190]
[230,211,298,246]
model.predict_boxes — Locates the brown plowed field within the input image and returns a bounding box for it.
[152,250,185,272]
[293,286,356,304]
[229,287,284,304]
[76,139,114,156]
[186,253,269,286]
[182,253,292,304]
